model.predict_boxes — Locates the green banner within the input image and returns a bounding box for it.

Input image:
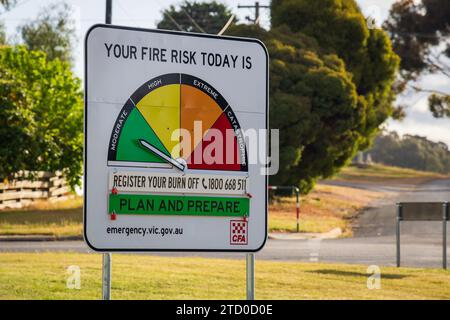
[109,193,249,217]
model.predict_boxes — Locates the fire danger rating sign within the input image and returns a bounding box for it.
[84,24,268,252]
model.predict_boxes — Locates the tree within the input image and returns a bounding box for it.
[226,0,399,192]
[384,0,450,118]
[0,46,83,188]
[0,0,15,11]
[367,131,450,174]
[0,22,6,44]
[271,0,401,139]
[157,1,236,34]
[18,2,76,64]
[0,0,15,43]
[227,24,385,192]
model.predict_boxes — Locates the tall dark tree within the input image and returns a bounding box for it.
[384,0,450,118]
[271,0,401,138]
[18,2,76,64]
[157,1,236,34]
[232,0,399,192]
[227,22,399,192]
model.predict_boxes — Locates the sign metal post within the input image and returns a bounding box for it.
[102,253,111,300]
[443,203,448,270]
[246,253,255,300]
[396,203,402,267]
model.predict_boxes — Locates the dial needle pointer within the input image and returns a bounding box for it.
[138,139,186,172]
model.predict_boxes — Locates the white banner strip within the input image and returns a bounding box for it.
[109,171,249,195]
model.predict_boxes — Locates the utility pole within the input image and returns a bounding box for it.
[237,2,270,25]
[105,0,112,24]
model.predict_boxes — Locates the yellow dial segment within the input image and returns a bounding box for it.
[136,84,181,158]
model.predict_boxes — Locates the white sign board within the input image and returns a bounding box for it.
[84,25,268,251]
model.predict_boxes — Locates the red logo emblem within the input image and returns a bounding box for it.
[230,220,248,245]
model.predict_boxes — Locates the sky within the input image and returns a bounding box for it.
[1,0,450,147]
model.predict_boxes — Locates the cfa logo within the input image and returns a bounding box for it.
[230,220,248,245]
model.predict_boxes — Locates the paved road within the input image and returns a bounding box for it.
[0,234,446,268]
[1,179,449,268]
[354,178,450,237]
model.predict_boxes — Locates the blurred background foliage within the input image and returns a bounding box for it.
[366,131,450,174]
[3,0,449,193]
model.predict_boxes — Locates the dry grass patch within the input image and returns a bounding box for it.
[269,184,381,235]
[0,197,82,237]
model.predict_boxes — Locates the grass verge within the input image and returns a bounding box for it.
[0,252,449,299]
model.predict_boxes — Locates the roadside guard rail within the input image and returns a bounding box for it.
[268,186,300,232]
[396,202,449,269]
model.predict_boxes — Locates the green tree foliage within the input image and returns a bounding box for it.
[228,25,359,192]
[157,1,236,34]
[18,3,75,64]
[0,46,83,187]
[367,131,450,174]
[0,22,6,44]
[227,0,399,193]
[0,0,14,43]
[429,94,450,118]
[272,0,401,143]
[384,0,450,118]
[0,0,15,11]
